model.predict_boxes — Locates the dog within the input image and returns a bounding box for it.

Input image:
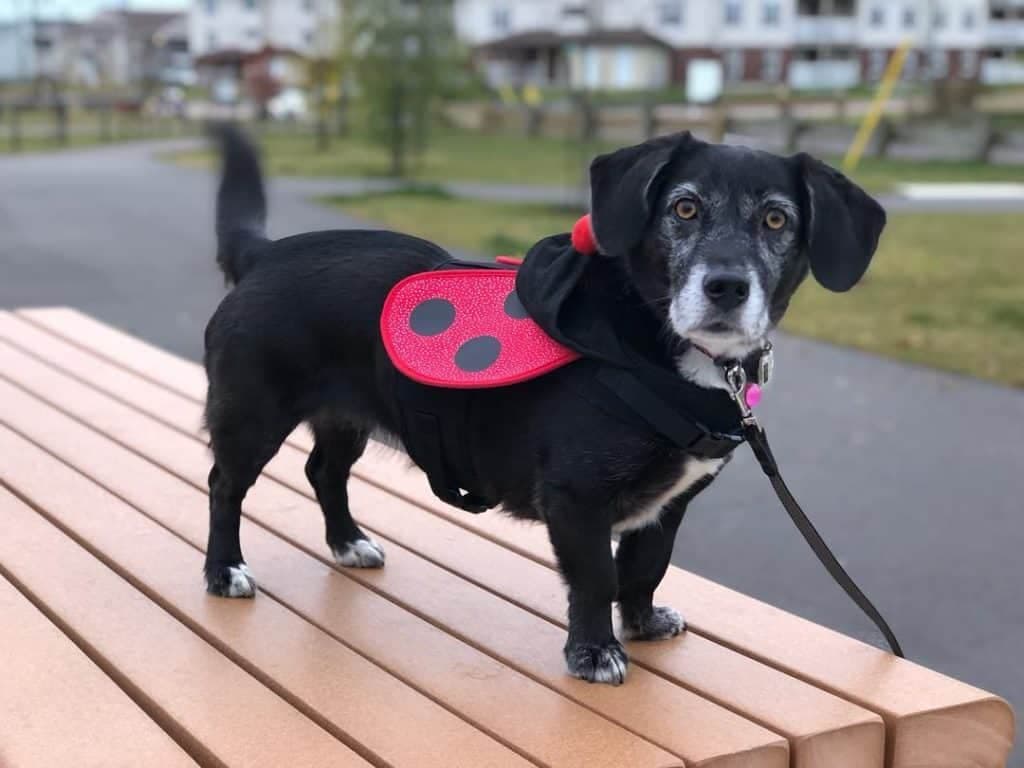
[202,126,884,685]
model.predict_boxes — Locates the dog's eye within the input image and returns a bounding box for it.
[764,209,787,230]
[674,198,699,221]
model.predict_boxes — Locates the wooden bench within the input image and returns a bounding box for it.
[0,306,1014,768]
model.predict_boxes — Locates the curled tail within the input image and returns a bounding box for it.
[210,123,268,284]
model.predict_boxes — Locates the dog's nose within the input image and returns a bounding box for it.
[703,272,750,311]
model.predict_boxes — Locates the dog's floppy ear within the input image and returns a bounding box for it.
[797,154,886,292]
[589,131,695,256]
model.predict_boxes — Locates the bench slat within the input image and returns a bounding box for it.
[0,311,882,767]
[0,575,199,768]
[0,425,535,768]
[12,307,1016,768]
[0,488,370,768]
[0,362,690,768]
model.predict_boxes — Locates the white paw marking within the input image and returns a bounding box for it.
[622,606,686,641]
[332,538,386,568]
[592,652,628,685]
[226,565,256,598]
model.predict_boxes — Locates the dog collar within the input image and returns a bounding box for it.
[688,340,774,411]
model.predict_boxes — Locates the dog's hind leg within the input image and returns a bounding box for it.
[305,419,384,569]
[204,403,298,598]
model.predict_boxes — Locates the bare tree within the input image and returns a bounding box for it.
[340,0,459,177]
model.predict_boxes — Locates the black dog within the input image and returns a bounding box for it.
[203,127,884,685]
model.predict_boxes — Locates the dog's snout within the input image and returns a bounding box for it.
[703,272,750,311]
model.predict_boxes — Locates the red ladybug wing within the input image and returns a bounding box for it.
[381,269,580,389]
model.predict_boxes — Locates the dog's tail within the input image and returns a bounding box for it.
[210,123,268,285]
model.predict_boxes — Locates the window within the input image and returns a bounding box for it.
[614,47,634,87]
[761,49,782,81]
[304,29,314,46]
[902,6,915,28]
[724,49,745,81]
[960,49,978,78]
[658,0,684,26]
[869,6,885,26]
[763,0,781,26]
[303,0,314,10]
[963,9,975,29]
[562,5,587,17]
[205,0,216,13]
[932,8,947,29]
[866,49,886,80]
[246,26,260,39]
[583,48,600,88]
[243,0,257,9]
[724,0,742,25]
[207,30,217,49]
[927,49,948,77]
[492,6,511,33]
[902,49,919,79]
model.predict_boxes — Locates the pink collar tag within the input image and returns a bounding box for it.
[744,382,763,409]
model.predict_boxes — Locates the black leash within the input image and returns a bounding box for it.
[723,359,905,658]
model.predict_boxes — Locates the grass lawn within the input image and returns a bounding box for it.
[169,127,1024,192]
[325,191,1024,387]
[172,129,616,188]
[0,115,190,155]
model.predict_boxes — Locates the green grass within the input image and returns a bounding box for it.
[324,191,1024,387]
[834,156,1024,191]
[0,115,191,154]
[169,127,1024,192]
[172,128,615,188]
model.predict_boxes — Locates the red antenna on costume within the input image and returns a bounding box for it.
[571,214,598,255]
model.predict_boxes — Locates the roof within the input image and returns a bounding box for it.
[195,45,303,67]
[477,27,672,53]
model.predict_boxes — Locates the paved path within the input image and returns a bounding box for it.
[2,141,1022,762]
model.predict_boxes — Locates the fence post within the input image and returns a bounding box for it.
[9,106,21,152]
[55,99,68,146]
[642,98,656,140]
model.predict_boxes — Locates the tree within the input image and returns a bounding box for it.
[340,0,459,177]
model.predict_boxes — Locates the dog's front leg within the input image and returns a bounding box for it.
[616,496,689,642]
[544,490,627,685]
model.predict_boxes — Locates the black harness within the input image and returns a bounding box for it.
[391,235,904,657]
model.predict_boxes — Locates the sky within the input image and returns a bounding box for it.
[0,0,186,22]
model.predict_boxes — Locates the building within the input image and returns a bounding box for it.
[188,0,339,60]
[0,11,189,89]
[0,19,81,84]
[456,0,1024,90]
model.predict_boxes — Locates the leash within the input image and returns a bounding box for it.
[722,354,904,657]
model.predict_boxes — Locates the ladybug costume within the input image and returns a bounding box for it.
[380,215,752,512]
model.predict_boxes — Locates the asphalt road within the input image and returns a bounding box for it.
[2,141,1022,762]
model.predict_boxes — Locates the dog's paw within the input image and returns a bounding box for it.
[332,538,386,569]
[621,605,686,642]
[565,639,628,685]
[205,562,257,598]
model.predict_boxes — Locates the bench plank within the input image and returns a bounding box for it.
[0,369,688,768]
[0,575,198,768]
[0,427,534,768]
[0,488,370,768]
[0,311,883,766]
[12,307,1017,768]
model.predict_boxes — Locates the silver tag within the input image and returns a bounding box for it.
[757,343,774,386]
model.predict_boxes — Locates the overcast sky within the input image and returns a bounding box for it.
[0,0,187,22]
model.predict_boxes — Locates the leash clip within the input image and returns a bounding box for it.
[724,362,759,427]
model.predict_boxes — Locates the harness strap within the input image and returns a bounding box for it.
[744,422,905,657]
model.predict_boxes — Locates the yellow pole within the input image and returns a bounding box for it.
[842,39,912,173]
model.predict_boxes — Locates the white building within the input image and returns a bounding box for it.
[456,0,1024,90]
[188,0,338,60]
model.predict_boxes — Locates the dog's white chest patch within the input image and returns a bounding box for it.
[613,457,724,534]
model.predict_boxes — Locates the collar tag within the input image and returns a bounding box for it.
[757,341,774,386]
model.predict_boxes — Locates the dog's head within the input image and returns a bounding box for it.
[589,132,885,360]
